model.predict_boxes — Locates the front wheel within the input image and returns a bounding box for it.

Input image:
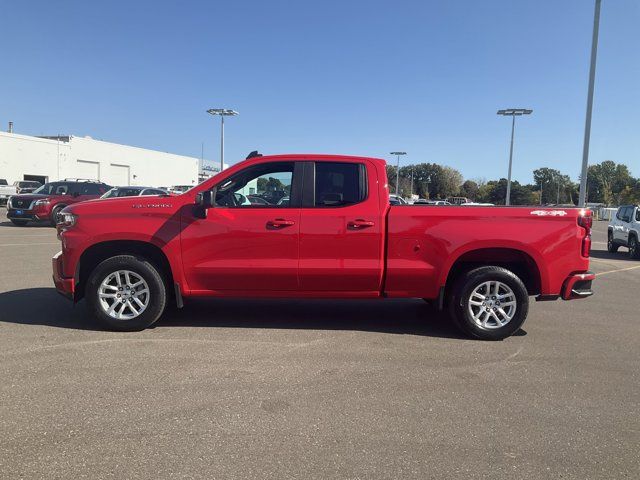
[607,232,619,253]
[448,266,529,340]
[629,236,640,260]
[50,205,66,226]
[85,255,167,331]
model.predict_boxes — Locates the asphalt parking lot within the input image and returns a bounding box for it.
[0,210,638,479]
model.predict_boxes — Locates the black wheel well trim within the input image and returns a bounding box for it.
[74,240,175,303]
[443,248,542,299]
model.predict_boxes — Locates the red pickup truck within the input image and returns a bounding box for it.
[53,154,594,340]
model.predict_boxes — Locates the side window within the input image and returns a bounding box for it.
[77,183,103,195]
[54,183,70,195]
[635,208,640,222]
[621,206,632,222]
[214,162,295,208]
[314,162,366,207]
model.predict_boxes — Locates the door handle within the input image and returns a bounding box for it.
[266,218,295,228]
[348,219,375,229]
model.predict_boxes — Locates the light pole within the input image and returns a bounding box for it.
[539,179,543,205]
[497,108,532,205]
[410,166,414,198]
[390,152,406,196]
[207,108,239,173]
[578,0,602,207]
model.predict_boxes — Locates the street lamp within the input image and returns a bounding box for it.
[207,108,239,173]
[497,108,532,205]
[578,0,602,207]
[390,152,406,196]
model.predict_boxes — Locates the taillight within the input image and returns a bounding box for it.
[578,210,592,257]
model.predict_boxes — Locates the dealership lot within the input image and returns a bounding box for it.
[0,211,638,479]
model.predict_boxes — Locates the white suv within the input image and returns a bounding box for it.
[608,205,640,259]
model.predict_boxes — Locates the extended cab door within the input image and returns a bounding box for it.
[181,161,302,292]
[297,160,385,293]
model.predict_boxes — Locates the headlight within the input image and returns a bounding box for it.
[56,212,77,228]
[34,199,50,207]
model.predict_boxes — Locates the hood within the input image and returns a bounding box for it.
[65,194,181,216]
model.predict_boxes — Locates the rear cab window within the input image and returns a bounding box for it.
[312,162,367,207]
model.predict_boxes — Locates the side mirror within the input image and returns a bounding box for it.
[194,188,216,219]
[196,189,215,208]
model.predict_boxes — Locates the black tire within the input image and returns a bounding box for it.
[85,255,167,331]
[10,219,29,226]
[50,204,66,226]
[629,235,640,260]
[607,231,619,253]
[448,266,529,341]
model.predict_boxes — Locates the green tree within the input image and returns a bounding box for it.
[460,180,479,200]
[486,179,535,205]
[586,160,634,205]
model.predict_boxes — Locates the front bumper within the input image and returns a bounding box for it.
[561,271,595,300]
[7,208,50,221]
[52,251,74,300]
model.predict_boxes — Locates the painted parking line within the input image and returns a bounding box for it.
[0,242,59,247]
[596,264,640,277]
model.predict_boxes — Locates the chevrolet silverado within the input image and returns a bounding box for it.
[53,154,594,340]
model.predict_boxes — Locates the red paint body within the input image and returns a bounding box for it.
[52,155,593,304]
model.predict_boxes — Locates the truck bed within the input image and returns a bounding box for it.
[384,205,590,300]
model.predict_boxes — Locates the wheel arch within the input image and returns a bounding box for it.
[443,247,542,299]
[75,240,175,302]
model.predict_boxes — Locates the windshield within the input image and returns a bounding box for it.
[33,183,62,195]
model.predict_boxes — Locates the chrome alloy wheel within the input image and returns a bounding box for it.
[98,270,150,320]
[467,280,517,329]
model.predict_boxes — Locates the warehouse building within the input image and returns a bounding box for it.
[0,131,200,188]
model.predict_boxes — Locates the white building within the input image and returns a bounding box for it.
[0,131,200,188]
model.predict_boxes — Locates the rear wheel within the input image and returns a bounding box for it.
[10,219,29,226]
[607,231,619,253]
[86,255,167,331]
[629,236,640,259]
[448,266,529,340]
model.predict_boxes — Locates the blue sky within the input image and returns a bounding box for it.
[1,0,638,183]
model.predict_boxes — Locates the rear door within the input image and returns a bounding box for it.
[298,160,384,293]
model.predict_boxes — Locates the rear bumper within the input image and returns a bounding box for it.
[52,251,74,300]
[561,271,595,300]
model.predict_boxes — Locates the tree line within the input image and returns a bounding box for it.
[386,160,639,206]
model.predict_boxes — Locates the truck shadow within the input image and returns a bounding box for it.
[0,288,486,340]
[590,249,637,262]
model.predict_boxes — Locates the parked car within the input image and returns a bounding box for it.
[13,180,42,194]
[389,194,407,205]
[246,195,271,206]
[100,186,169,199]
[0,179,16,206]
[7,180,110,226]
[608,205,640,258]
[169,185,192,194]
[52,154,594,340]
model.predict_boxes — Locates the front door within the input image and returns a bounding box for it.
[181,161,302,292]
[298,160,384,293]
